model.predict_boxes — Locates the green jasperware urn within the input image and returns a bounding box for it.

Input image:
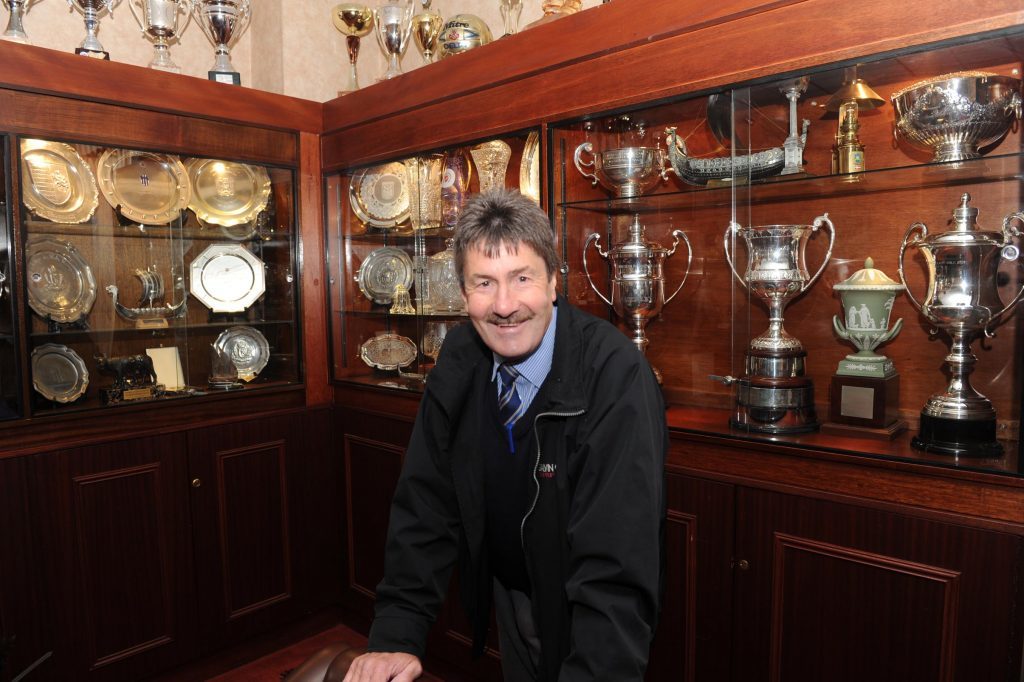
[832,257,905,377]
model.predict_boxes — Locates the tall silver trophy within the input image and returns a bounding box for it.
[187,0,251,84]
[374,0,413,80]
[129,0,190,73]
[720,215,835,433]
[898,193,1024,457]
[583,215,691,383]
[67,0,120,59]
[1,0,39,44]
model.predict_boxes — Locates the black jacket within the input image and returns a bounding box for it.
[367,297,668,681]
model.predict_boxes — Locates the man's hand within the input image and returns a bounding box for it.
[342,651,423,682]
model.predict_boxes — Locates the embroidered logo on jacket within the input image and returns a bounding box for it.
[537,463,557,479]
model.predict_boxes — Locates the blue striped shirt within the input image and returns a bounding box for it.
[490,305,557,412]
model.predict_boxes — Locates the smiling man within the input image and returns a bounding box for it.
[345,190,668,682]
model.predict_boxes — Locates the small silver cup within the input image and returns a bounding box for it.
[188,0,251,84]
[1,0,38,44]
[129,0,190,73]
[67,0,119,59]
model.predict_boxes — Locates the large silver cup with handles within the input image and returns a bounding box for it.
[67,0,119,58]
[129,0,190,72]
[583,214,691,382]
[721,214,835,433]
[374,0,413,80]
[898,192,1024,457]
[188,0,251,84]
[573,142,669,199]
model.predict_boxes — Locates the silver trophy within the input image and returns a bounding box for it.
[128,0,190,73]
[720,214,836,433]
[67,0,120,59]
[583,214,692,383]
[187,0,251,84]
[1,0,39,44]
[374,0,413,80]
[574,143,669,199]
[779,76,811,175]
[898,193,1024,457]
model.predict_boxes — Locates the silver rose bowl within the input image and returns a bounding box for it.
[891,71,1022,163]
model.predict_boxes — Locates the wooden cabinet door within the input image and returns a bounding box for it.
[37,433,198,681]
[732,487,1024,682]
[187,413,311,652]
[647,473,735,682]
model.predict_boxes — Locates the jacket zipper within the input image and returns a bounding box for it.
[520,408,586,551]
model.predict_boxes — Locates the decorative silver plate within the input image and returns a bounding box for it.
[32,343,89,402]
[189,243,266,313]
[97,149,191,224]
[519,131,540,204]
[21,139,99,224]
[26,236,97,323]
[186,158,272,227]
[349,162,410,228]
[213,325,270,382]
[359,332,418,370]
[356,246,414,305]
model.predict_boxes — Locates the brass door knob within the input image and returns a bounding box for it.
[191,478,202,488]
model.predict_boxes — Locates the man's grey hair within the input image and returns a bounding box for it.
[453,189,559,287]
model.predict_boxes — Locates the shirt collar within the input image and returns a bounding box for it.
[490,304,557,389]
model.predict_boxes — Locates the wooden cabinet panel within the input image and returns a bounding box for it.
[49,434,196,681]
[648,473,735,682]
[188,415,304,651]
[733,487,1024,682]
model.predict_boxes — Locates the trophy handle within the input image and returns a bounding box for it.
[573,142,599,187]
[127,0,144,33]
[582,232,612,306]
[663,229,692,304]
[802,212,835,292]
[985,211,1024,336]
[832,314,850,341]
[722,222,747,290]
[897,221,928,312]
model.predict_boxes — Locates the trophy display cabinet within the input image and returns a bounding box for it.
[324,130,540,389]
[323,2,1024,681]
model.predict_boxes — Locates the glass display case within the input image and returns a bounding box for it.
[551,30,1024,475]
[0,137,19,420]
[325,130,541,390]
[18,136,300,415]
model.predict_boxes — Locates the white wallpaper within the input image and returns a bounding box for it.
[9,0,602,102]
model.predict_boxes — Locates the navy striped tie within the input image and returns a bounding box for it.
[498,363,524,452]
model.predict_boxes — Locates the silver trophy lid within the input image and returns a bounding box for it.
[929,192,1006,245]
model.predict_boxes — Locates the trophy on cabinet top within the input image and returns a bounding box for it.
[499,0,522,36]
[333,3,374,94]
[374,0,414,80]
[823,257,907,438]
[67,0,120,59]
[718,214,835,434]
[411,2,442,62]
[898,193,1024,457]
[187,0,251,85]
[1,0,39,44]
[128,0,191,73]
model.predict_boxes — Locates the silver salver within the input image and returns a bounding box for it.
[26,236,97,323]
[189,243,266,313]
[97,149,191,225]
[356,246,413,305]
[21,139,99,224]
[214,325,269,381]
[32,343,89,403]
[359,332,417,370]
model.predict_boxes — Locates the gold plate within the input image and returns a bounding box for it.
[97,149,191,225]
[349,162,410,228]
[186,158,272,227]
[519,131,540,204]
[21,139,99,224]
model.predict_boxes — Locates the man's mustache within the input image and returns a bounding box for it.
[486,313,533,326]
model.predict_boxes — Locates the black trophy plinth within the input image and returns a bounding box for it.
[912,413,1003,458]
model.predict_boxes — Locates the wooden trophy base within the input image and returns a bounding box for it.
[822,373,906,440]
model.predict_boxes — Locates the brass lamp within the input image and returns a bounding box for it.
[825,66,884,174]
